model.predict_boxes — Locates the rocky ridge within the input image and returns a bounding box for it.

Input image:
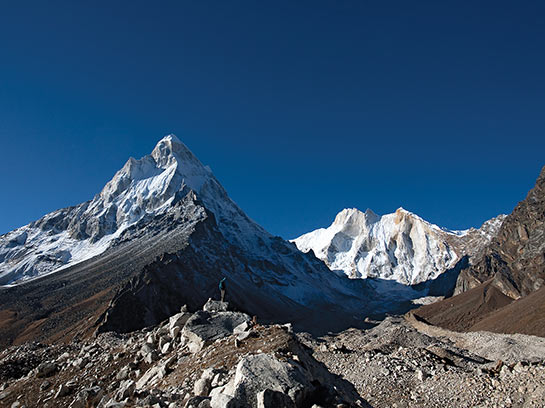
[0,299,363,408]
[2,301,545,408]
[455,165,545,298]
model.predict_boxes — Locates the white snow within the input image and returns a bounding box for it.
[293,207,504,286]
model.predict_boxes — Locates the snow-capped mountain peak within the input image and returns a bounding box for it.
[0,135,224,284]
[293,207,505,285]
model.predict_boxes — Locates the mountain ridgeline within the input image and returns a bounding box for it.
[0,135,543,346]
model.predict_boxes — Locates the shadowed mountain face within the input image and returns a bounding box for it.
[414,166,545,337]
[0,136,376,346]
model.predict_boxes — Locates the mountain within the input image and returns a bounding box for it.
[0,135,276,285]
[0,135,370,346]
[414,166,545,336]
[454,165,545,298]
[293,207,505,286]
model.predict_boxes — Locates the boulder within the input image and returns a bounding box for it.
[233,322,250,335]
[182,311,251,353]
[36,361,57,378]
[203,299,229,312]
[209,393,239,408]
[68,386,103,408]
[169,312,191,331]
[116,379,135,400]
[55,384,72,399]
[136,365,167,389]
[222,353,313,407]
[257,389,296,408]
[194,378,212,397]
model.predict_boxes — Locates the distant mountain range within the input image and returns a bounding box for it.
[0,135,543,345]
[293,207,505,285]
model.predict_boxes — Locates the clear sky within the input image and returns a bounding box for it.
[0,1,544,238]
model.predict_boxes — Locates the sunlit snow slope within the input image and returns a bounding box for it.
[293,208,505,285]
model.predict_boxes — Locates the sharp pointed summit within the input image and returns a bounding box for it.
[0,135,371,344]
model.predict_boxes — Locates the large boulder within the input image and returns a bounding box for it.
[212,353,313,407]
[182,311,251,353]
[203,299,229,312]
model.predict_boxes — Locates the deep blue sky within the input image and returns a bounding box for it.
[1,1,544,238]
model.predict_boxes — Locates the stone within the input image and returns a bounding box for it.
[116,366,130,381]
[233,322,250,335]
[203,299,229,313]
[158,336,170,350]
[257,389,295,408]
[69,386,103,408]
[55,384,72,399]
[104,400,126,408]
[194,378,212,397]
[185,396,211,408]
[183,311,251,353]
[40,380,51,391]
[236,331,252,342]
[169,312,191,332]
[161,342,172,354]
[170,326,181,339]
[116,380,135,400]
[136,366,167,389]
[228,353,312,407]
[144,351,159,364]
[209,393,238,408]
[36,362,57,378]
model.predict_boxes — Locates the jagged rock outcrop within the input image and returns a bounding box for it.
[455,166,545,298]
[0,303,364,408]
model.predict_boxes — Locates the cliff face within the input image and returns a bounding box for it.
[455,166,545,298]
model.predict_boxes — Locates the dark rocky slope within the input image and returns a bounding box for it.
[455,165,545,298]
[414,166,545,336]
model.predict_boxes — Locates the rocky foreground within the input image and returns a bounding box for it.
[1,302,545,408]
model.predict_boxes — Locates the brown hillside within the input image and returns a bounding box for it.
[413,280,514,332]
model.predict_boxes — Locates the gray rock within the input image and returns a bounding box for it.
[40,380,51,391]
[36,362,57,378]
[161,342,172,354]
[236,331,252,342]
[116,380,135,400]
[203,299,229,313]
[144,351,159,364]
[136,365,167,389]
[416,369,427,381]
[104,400,126,408]
[194,378,212,397]
[169,312,191,332]
[209,393,239,408]
[184,396,210,408]
[257,389,295,408]
[233,322,250,335]
[116,366,130,381]
[69,386,103,408]
[228,353,312,407]
[55,384,72,399]
[183,311,251,353]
